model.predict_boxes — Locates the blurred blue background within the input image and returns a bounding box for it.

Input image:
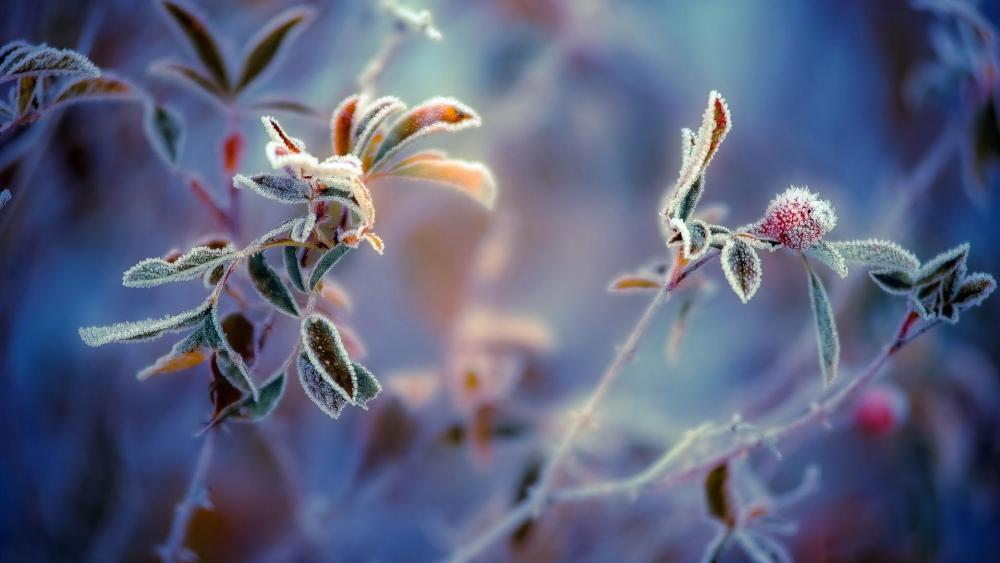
[2,0,999,561]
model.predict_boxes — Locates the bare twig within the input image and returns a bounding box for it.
[157,431,215,563]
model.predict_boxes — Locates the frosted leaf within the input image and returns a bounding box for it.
[382,156,497,209]
[229,370,286,421]
[673,174,704,222]
[807,265,839,386]
[686,220,711,259]
[351,96,406,161]
[309,244,350,290]
[370,97,482,171]
[869,269,914,295]
[668,91,730,218]
[297,353,347,419]
[122,243,236,287]
[161,1,230,92]
[0,189,10,211]
[209,305,258,400]
[704,463,735,527]
[17,76,37,114]
[806,240,848,278]
[829,239,919,271]
[235,7,314,92]
[953,272,996,309]
[79,297,212,347]
[351,361,382,409]
[0,42,99,83]
[233,173,309,203]
[144,103,184,167]
[608,273,662,293]
[331,95,359,156]
[314,155,363,181]
[261,114,305,152]
[150,60,226,100]
[667,217,690,254]
[136,329,209,380]
[50,75,132,107]
[283,246,306,292]
[312,176,355,202]
[290,211,316,243]
[914,243,969,287]
[301,314,357,403]
[721,236,762,304]
[250,218,298,247]
[247,252,299,317]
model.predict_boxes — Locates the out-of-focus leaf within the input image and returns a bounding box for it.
[953,272,996,309]
[829,239,919,271]
[351,97,406,160]
[806,240,848,278]
[208,307,258,399]
[235,7,313,92]
[251,98,316,115]
[233,173,309,203]
[870,269,914,295]
[318,278,353,311]
[297,353,347,419]
[222,131,243,174]
[49,75,132,108]
[705,463,735,528]
[283,246,306,292]
[161,1,230,93]
[721,236,761,304]
[370,97,481,170]
[150,60,226,100]
[16,76,37,114]
[301,314,356,403]
[0,189,10,211]
[79,297,212,346]
[331,95,359,156]
[309,244,350,290]
[122,243,236,287]
[0,42,99,83]
[144,103,185,167]
[383,155,496,209]
[351,361,382,409]
[970,96,1000,191]
[914,243,969,287]
[807,265,839,386]
[608,274,661,292]
[247,252,299,317]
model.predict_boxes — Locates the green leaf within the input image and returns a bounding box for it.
[301,314,356,403]
[806,240,848,278]
[233,173,309,203]
[150,60,227,100]
[351,97,406,159]
[720,236,762,304]
[208,306,258,400]
[807,265,839,387]
[309,244,350,290]
[953,272,996,309]
[914,243,969,287]
[869,269,914,295]
[283,246,306,292]
[122,243,236,287]
[829,239,919,271]
[235,7,313,92]
[351,361,382,409]
[79,297,212,347]
[0,42,99,84]
[230,370,286,421]
[297,353,348,419]
[672,174,704,222]
[144,103,185,167]
[161,0,230,93]
[247,252,299,317]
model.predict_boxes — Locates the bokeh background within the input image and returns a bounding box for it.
[2,0,999,561]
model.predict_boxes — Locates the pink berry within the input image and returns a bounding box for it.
[854,384,908,437]
[754,187,837,250]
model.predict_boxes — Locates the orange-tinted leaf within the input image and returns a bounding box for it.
[51,75,132,107]
[384,157,496,208]
[370,97,481,170]
[608,275,661,292]
[137,349,207,380]
[331,95,359,156]
[222,131,243,174]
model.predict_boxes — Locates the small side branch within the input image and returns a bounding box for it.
[158,431,215,563]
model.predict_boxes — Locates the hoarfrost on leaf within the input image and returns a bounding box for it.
[828,239,919,271]
[869,269,915,295]
[953,272,996,308]
[351,361,382,409]
[247,252,300,317]
[805,240,848,278]
[298,353,347,419]
[79,298,212,347]
[309,244,350,290]
[806,264,840,386]
[0,41,99,83]
[122,244,237,288]
[233,174,309,203]
[301,314,357,403]
[209,305,259,400]
[370,97,482,171]
[721,236,762,304]
[914,243,969,287]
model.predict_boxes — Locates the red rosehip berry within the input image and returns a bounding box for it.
[854,384,908,437]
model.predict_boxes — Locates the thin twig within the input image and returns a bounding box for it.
[158,431,215,563]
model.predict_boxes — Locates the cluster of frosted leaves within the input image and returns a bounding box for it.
[0,40,131,130]
[299,314,381,419]
[868,243,995,324]
[152,1,314,105]
[660,91,733,260]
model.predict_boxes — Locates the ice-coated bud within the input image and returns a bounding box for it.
[753,187,837,250]
[854,384,908,437]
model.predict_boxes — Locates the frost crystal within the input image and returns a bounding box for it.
[752,187,836,250]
